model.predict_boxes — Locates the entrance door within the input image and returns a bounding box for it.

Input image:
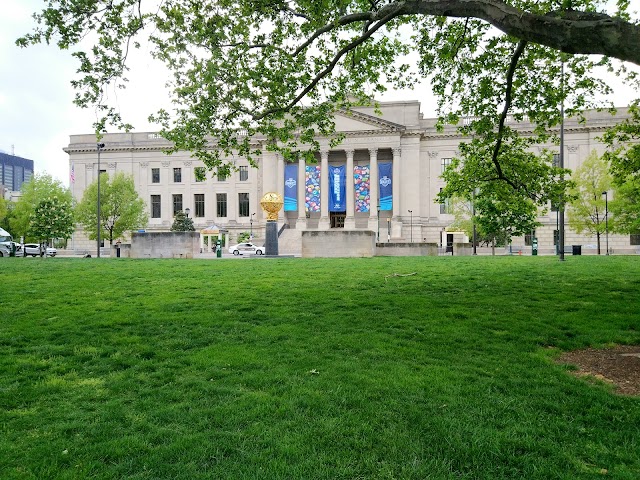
[330,212,346,228]
[446,233,454,254]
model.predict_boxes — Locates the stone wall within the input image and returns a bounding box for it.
[130,232,200,258]
[375,243,439,256]
[301,230,376,258]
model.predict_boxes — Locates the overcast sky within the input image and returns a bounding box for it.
[1,0,637,188]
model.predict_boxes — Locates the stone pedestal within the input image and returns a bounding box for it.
[265,221,279,256]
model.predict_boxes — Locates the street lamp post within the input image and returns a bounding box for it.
[96,142,105,258]
[602,191,609,255]
[408,210,413,243]
[472,190,477,255]
[376,204,380,243]
[250,212,255,240]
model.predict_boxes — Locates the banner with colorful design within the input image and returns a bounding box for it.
[379,162,393,211]
[305,165,321,212]
[329,165,346,212]
[284,164,298,211]
[354,165,370,212]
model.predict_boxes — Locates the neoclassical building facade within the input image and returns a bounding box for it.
[65,100,638,254]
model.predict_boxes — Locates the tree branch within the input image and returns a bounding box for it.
[491,39,527,192]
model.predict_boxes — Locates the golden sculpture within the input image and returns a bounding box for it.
[260,192,284,221]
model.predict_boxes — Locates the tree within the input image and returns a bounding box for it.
[18,1,639,216]
[171,211,195,232]
[610,176,640,235]
[11,173,73,241]
[28,196,75,252]
[75,172,147,245]
[566,150,612,254]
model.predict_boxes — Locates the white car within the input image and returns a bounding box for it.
[23,243,57,257]
[228,242,264,255]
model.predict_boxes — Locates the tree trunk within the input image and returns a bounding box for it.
[596,231,601,255]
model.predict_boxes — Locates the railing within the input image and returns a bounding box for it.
[278,223,289,237]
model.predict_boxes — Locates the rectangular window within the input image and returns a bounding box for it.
[525,231,536,246]
[151,195,161,218]
[238,193,250,217]
[173,194,183,216]
[631,233,640,246]
[439,188,452,215]
[217,193,227,217]
[194,167,206,182]
[217,171,228,182]
[152,168,160,183]
[552,153,560,168]
[553,229,559,246]
[173,167,182,183]
[239,166,249,181]
[194,194,205,218]
[441,158,452,173]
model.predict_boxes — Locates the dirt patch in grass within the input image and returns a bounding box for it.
[557,345,640,396]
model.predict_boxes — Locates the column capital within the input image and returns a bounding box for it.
[344,149,355,158]
[392,147,402,157]
[320,150,329,161]
[368,147,378,156]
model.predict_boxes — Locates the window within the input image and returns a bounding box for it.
[238,193,250,217]
[525,231,536,246]
[151,195,161,218]
[441,158,452,173]
[217,171,228,182]
[217,193,227,217]
[3,164,12,187]
[173,194,183,216]
[553,229,559,246]
[552,153,560,167]
[194,194,205,218]
[194,167,206,182]
[152,168,160,183]
[239,166,249,181]
[631,233,640,245]
[439,188,452,215]
[173,167,182,183]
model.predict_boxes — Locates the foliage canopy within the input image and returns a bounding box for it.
[75,172,147,245]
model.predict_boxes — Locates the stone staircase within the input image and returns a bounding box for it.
[278,228,302,256]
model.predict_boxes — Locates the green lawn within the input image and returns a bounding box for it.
[1,256,639,479]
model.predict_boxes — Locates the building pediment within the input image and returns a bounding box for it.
[334,109,405,134]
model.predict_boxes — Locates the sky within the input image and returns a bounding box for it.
[1,0,637,188]
[0,0,172,186]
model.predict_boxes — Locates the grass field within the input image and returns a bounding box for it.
[1,256,639,479]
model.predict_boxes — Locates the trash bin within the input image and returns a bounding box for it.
[216,240,222,258]
[572,245,582,255]
[532,238,538,256]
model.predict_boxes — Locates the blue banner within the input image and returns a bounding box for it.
[284,164,298,211]
[329,165,346,212]
[379,162,393,211]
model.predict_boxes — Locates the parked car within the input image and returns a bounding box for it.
[23,243,57,257]
[228,242,264,255]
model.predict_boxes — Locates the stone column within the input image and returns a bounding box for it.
[277,154,285,221]
[297,157,307,230]
[368,148,378,232]
[344,149,355,229]
[319,150,330,229]
[392,148,401,220]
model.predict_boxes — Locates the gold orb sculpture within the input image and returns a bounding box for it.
[260,192,284,221]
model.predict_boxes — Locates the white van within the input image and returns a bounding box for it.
[0,227,14,257]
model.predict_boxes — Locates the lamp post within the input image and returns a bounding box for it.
[558,58,566,261]
[408,210,413,243]
[250,212,255,240]
[96,142,105,258]
[602,191,609,255]
[376,204,380,243]
[472,189,477,255]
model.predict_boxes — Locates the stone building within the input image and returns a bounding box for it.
[64,100,638,255]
